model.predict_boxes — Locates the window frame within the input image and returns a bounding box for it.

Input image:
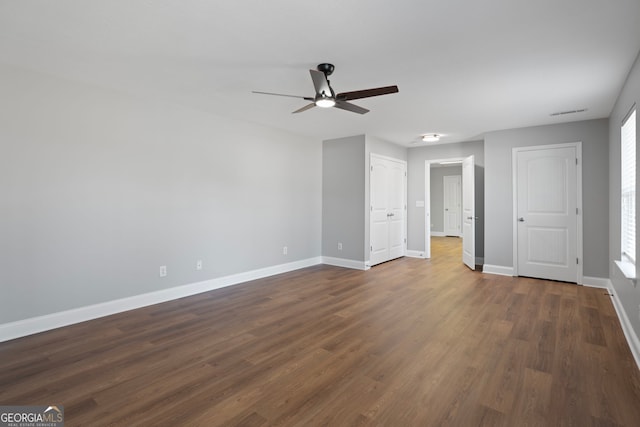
[621,107,636,264]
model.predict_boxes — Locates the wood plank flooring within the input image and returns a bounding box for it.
[1,237,639,426]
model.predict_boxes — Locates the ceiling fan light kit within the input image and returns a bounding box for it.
[315,96,335,108]
[253,63,398,115]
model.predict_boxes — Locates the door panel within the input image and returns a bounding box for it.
[370,155,406,266]
[370,159,390,266]
[444,175,461,236]
[388,163,405,259]
[462,156,475,270]
[516,146,577,282]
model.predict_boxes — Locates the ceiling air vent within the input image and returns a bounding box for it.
[550,108,588,117]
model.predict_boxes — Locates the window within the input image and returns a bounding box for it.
[621,108,636,263]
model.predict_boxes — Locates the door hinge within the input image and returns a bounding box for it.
[576,258,579,264]
[371,246,373,251]
[576,207,579,215]
[370,205,373,212]
[575,158,578,165]
[404,238,407,243]
[405,171,407,177]
[371,165,373,172]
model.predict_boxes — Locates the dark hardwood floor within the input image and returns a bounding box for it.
[1,237,639,426]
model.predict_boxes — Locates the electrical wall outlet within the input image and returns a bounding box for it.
[338,242,343,250]
[283,246,288,255]
[196,260,203,270]
[159,265,167,277]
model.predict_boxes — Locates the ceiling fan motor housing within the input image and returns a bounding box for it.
[317,63,335,76]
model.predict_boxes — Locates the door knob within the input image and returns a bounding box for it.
[518,217,525,222]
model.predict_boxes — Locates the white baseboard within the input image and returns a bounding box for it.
[430,231,446,237]
[406,250,426,259]
[322,256,369,270]
[482,264,514,276]
[0,256,323,343]
[582,276,610,288]
[606,280,640,371]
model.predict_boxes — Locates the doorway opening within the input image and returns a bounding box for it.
[424,156,483,270]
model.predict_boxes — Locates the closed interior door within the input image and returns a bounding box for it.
[516,146,577,282]
[444,175,462,237]
[370,155,406,266]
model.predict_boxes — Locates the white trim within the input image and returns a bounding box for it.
[606,280,640,371]
[482,264,515,276]
[322,256,370,270]
[614,260,637,284]
[406,250,426,258]
[582,276,611,289]
[430,231,446,237]
[370,153,408,267]
[512,142,583,283]
[0,257,322,343]
[425,157,468,260]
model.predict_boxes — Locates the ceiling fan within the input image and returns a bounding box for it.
[252,63,398,115]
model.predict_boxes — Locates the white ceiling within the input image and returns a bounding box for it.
[1,1,639,146]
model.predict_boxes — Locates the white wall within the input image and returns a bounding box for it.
[0,63,322,324]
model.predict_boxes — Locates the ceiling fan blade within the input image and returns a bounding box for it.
[309,69,332,96]
[252,91,313,101]
[334,100,369,114]
[336,85,399,101]
[292,103,316,114]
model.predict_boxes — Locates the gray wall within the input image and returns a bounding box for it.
[430,166,462,233]
[407,140,485,256]
[322,134,407,263]
[484,119,609,278]
[322,135,366,260]
[0,63,322,324]
[609,51,640,339]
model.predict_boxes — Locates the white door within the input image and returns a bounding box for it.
[444,175,462,237]
[462,156,475,270]
[516,146,577,282]
[370,155,406,266]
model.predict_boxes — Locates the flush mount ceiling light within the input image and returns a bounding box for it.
[439,160,462,165]
[422,133,441,142]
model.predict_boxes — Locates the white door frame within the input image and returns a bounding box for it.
[370,153,407,265]
[511,142,583,284]
[424,158,466,259]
